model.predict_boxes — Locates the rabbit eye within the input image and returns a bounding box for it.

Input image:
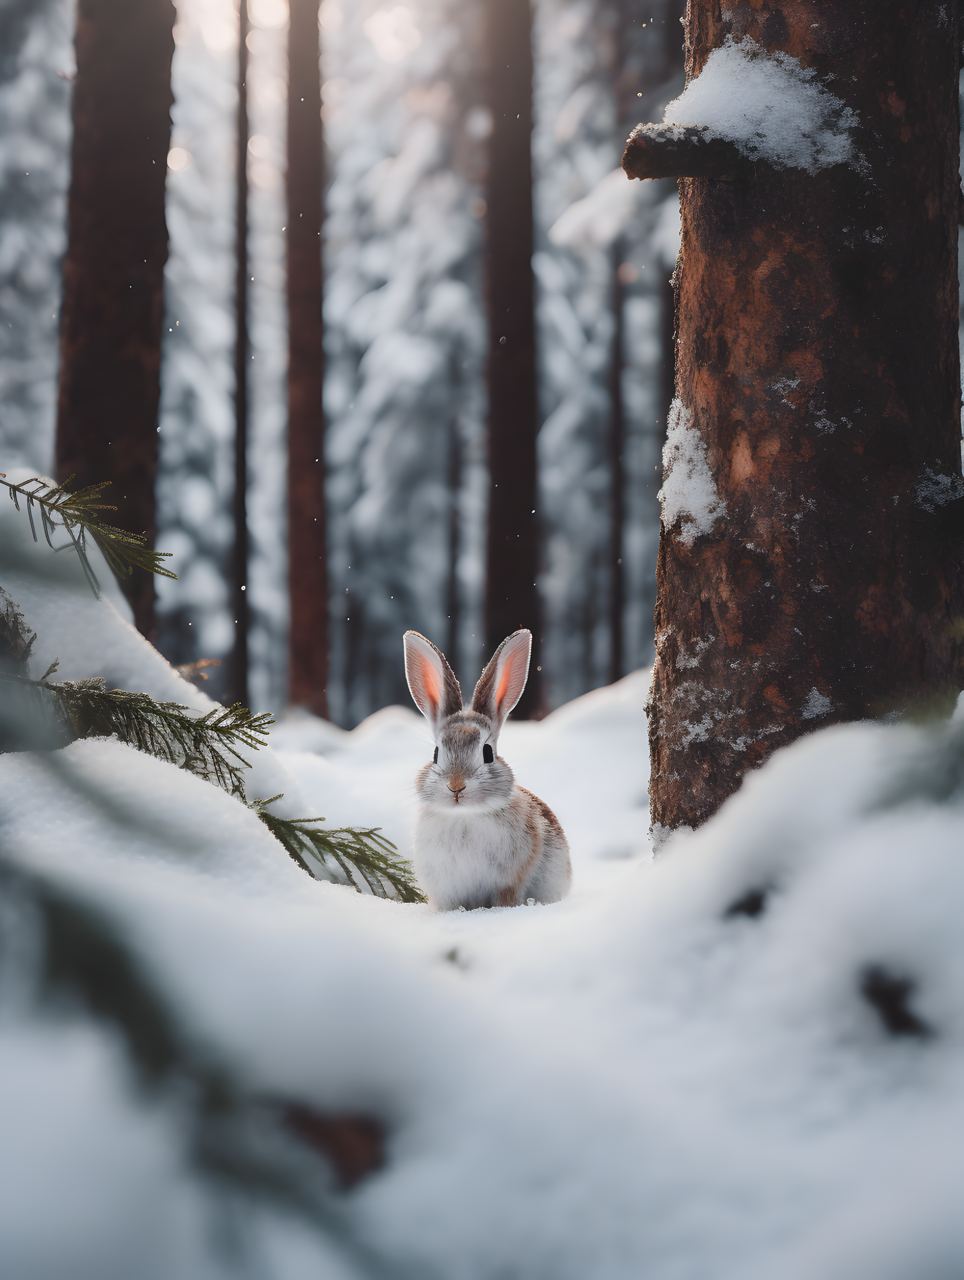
[433,747,439,764]
[483,744,494,764]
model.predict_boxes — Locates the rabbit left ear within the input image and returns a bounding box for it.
[472,630,532,729]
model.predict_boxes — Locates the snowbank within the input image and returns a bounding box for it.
[663,38,859,174]
[2,473,963,1278]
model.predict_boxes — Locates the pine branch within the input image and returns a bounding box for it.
[0,669,272,798]
[1,662,419,902]
[255,796,425,904]
[0,472,176,596]
[0,585,35,675]
[58,679,272,798]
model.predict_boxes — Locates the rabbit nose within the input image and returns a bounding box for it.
[448,779,466,796]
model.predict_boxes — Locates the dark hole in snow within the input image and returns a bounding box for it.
[442,946,469,970]
[860,965,933,1040]
[723,886,769,919]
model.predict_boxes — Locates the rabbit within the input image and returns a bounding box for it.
[403,627,572,911]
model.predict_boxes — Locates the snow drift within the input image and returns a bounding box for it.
[1,481,963,1279]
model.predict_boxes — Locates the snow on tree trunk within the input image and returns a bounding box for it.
[55,0,175,638]
[286,0,328,717]
[483,0,542,717]
[627,3,964,834]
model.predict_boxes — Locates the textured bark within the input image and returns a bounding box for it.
[56,0,175,637]
[483,0,541,716]
[230,0,251,707]
[286,0,328,716]
[638,1,964,833]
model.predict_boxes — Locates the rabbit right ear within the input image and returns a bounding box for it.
[471,629,532,730]
[403,631,462,732]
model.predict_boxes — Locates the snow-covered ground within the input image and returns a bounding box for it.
[2,486,964,1279]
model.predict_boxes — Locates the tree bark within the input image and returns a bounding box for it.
[483,0,541,716]
[230,0,251,708]
[286,0,328,717]
[56,0,175,637]
[635,2,964,834]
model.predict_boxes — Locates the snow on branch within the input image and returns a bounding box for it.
[622,123,752,181]
[623,38,859,182]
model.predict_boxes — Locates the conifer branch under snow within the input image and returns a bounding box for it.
[0,852,385,1212]
[0,667,271,797]
[0,472,176,595]
[255,797,425,904]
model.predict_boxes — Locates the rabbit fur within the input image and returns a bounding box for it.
[403,628,571,911]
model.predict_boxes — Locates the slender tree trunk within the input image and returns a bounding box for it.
[626,1,964,834]
[607,242,626,684]
[230,0,251,707]
[286,0,328,716]
[56,0,175,637]
[483,0,541,715]
[446,404,462,667]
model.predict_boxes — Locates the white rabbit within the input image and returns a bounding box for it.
[403,628,571,911]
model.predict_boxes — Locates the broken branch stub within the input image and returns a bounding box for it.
[621,123,752,181]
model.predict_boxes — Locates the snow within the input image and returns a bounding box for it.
[801,687,832,720]
[663,38,859,174]
[916,466,964,512]
[658,398,726,545]
[548,166,642,250]
[3,477,964,1278]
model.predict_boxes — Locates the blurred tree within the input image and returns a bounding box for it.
[608,0,683,685]
[230,0,252,707]
[483,0,541,716]
[286,0,328,716]
[324,0,485,726]
[536,0,682,706]
[0,0,71,472]
[55,0,175,637]
[628,1,964,832]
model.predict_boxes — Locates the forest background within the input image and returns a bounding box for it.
[0,0,687,726]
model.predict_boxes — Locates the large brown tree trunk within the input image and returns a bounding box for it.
[230,0,251,707]
[286,0,328,716]
[483,0,541,716]
[625,2,963,834]
[56,0,175,637]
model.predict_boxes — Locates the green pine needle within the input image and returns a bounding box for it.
[0,472,176,595]
[255,796,425,904]
[0,667,272,799]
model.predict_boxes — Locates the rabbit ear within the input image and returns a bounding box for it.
[403,631,462,732]
[472,629,532,729]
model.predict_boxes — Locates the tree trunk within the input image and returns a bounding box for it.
[445,402,462,668]
[230,0,251,707]
[607,242,626,685]
[483,0,541,716]
[286,0,328,716]
[56,0,175,637]
[628,2,963,834]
